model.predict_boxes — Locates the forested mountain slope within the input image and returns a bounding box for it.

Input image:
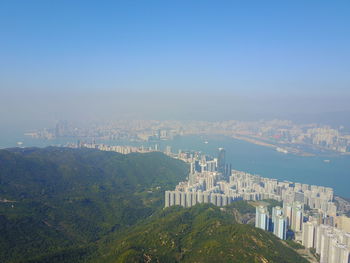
[0,147,188,262]
[0,147,309,263]
[98,204,309,263]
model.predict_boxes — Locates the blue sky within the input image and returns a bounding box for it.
[0,0,350,125]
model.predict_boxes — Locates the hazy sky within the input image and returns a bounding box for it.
[1,0,350,128]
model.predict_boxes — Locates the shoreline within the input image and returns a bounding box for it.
[231,134,316,157]
[5,132,348,158]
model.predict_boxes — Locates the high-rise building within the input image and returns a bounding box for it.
[283,202,293,227]
[197,191,203,204]
[328,238,339,263]
[192,192,197,206]
[313,224,350,263]
[337,245,350,263]
[255,205,269,231]
[205,174,217,190]
[224,163,232,178]
[327,238,350,263]
[291,202,303,232]
[190,162,195,174]
[189,173,197,185]
[165,191,171,207]
[217,148,226,174]
[336,216,350,233]
[203,192,209,203]
[194,160,201,173]
[210,193,217,206]
[316,224,331,255]
[294,192,305,203]
[222,195,228,206]
[186,192,193,207]
[272,206,283,225]
[344,233,350,247]
[302,221,316,248]
[271,206,286,239]
[206,160,217,172]
[274,215,287,240]
[320,231,335,263]
[175,191,181,206]
[167,191,175,207]
[216,194,222,206]
[180,192,187,207]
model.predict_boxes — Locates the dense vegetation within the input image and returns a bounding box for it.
[0,147,309,263]
[226,199,255,214]
[98,204,309,263]
[0,147,187,263]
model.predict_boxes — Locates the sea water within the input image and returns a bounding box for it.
[1,132,349,198]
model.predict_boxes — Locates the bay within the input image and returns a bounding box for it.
[1,131,349,198]
[158,135,350,199]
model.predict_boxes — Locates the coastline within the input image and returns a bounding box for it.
[231,134,316,157]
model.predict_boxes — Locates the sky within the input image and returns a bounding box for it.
[1,0,350,129]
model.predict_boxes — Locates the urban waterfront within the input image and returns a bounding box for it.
[1,131,349,198]
[158,135,350,199]
[163,146,350,262]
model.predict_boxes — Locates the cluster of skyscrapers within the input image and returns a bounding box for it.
[255,202,303,240]
[256,201,350,262]
[302,222,350,263]
[71,142,159,154]
[165,148,238,207]
[165,149,336,218]
[164,148,350,262]
[29,119,350,154]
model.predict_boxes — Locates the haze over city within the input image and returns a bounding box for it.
[1,1,350,131]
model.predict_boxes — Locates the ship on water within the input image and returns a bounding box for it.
[276,147,288,154]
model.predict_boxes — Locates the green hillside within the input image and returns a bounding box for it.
[0,147,309,263]
[99,204,309,263]
[0,147,188,263]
